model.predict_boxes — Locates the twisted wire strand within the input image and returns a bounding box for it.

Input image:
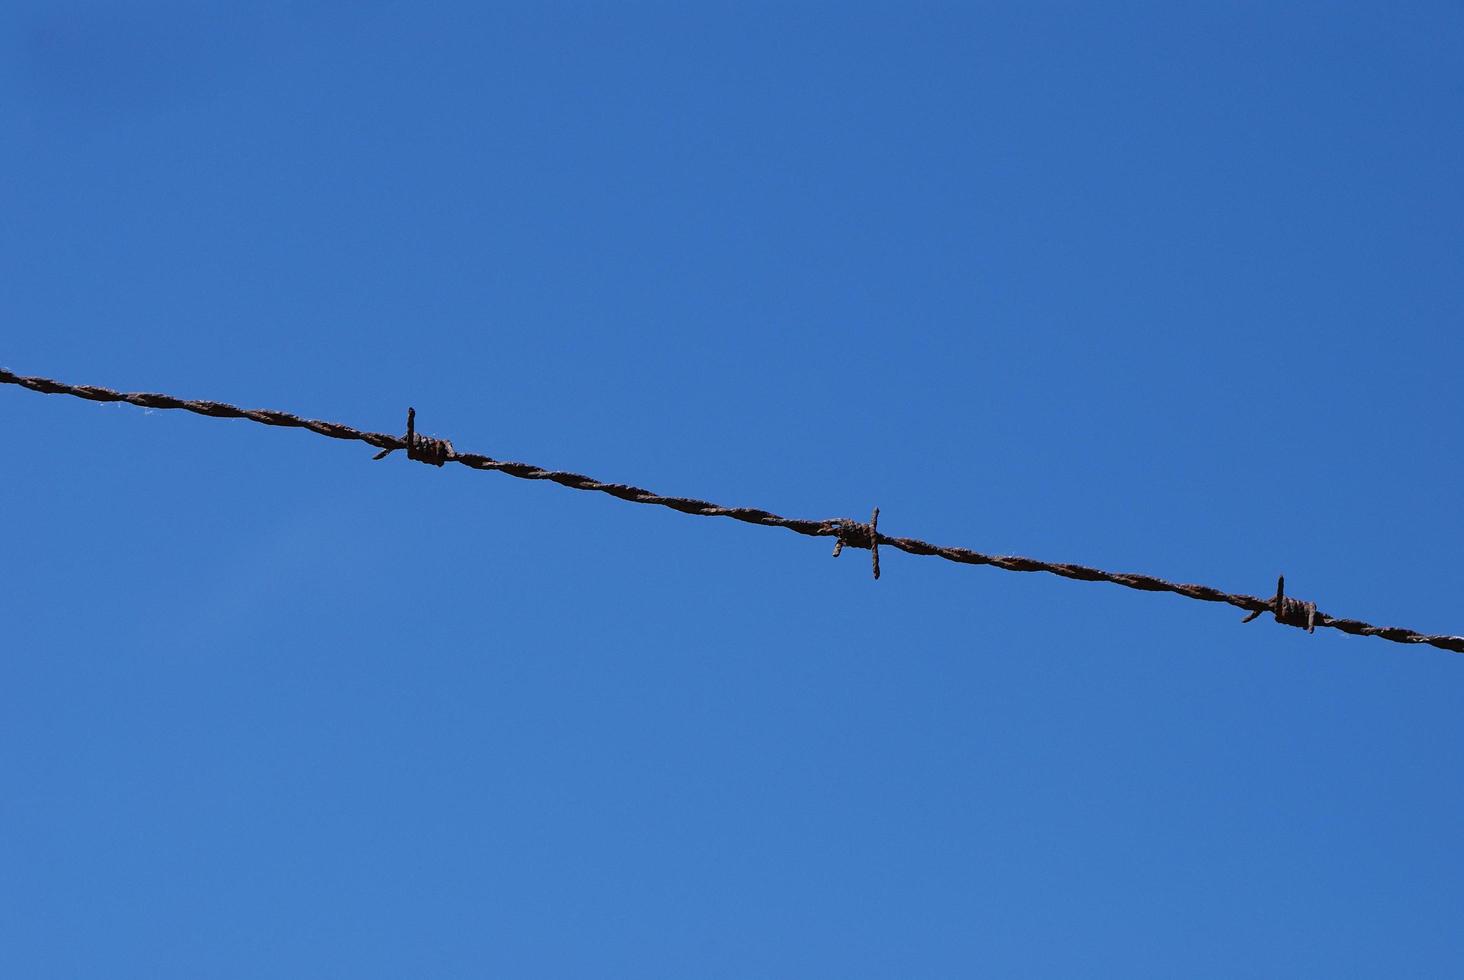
[4,367,1460,655]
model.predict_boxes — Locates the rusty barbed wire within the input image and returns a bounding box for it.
[3,366,1460,655]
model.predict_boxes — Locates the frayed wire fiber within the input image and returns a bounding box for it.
[3,367,1460,655]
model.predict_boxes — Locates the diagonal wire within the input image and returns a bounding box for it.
[4,366,1460,655]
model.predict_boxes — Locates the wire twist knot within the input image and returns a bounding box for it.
[1241,575,1317,633]
[372,407,454,467]
[830,507,881,580]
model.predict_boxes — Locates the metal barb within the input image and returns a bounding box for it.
[830,507,881,580]
[372,406,454,466]
[870,506,880,580]
[1241,575,1317,633]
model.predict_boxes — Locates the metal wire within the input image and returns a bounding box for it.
[4,366,1460,655]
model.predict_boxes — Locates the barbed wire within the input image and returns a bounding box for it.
[4,366,1460,655]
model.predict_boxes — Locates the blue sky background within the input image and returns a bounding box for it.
[3,2,1462,976]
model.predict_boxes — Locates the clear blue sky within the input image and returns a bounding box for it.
[3,2,1462,976]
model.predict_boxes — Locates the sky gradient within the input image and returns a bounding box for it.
[3,2,1462,976]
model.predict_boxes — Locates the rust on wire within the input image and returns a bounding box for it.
[831,507,881,580]
[3,366,1461,656]
[372,407,454,466]
[1242,575,1318,633]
